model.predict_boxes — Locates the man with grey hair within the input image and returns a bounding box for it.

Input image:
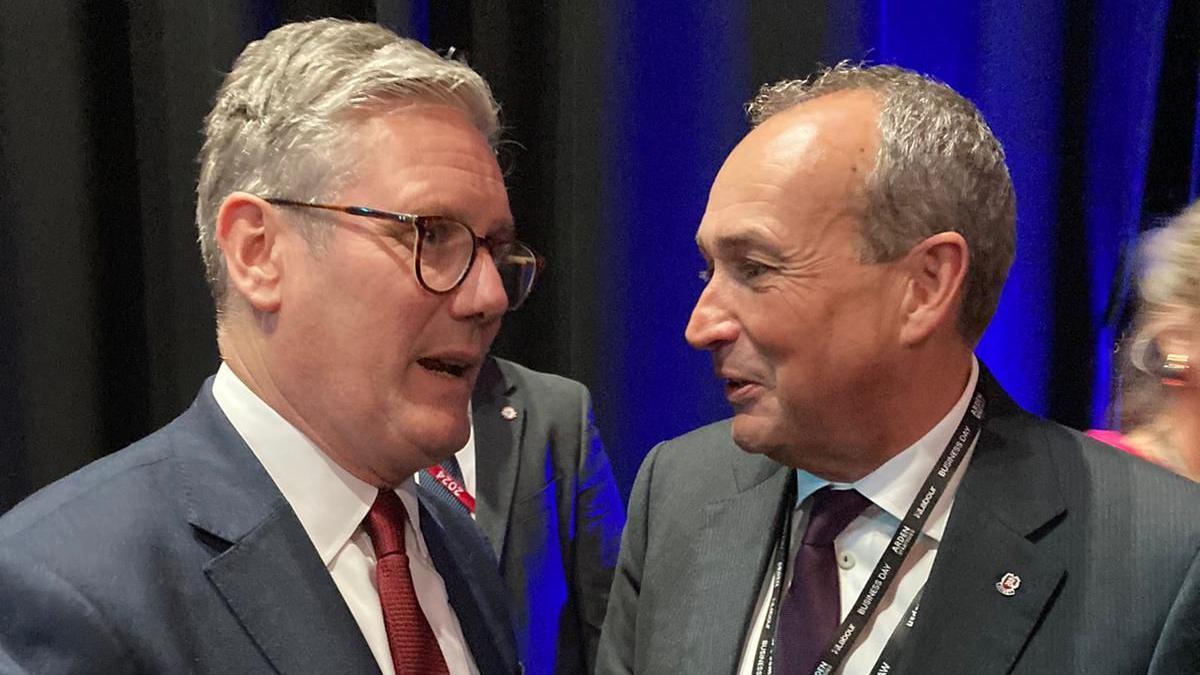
[0,19,532,674]
[597,64,1200,673]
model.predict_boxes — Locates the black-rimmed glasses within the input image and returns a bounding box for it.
[263,198,544,310]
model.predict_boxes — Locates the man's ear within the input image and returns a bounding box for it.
[215,193,285,314]
[898,231,968,346]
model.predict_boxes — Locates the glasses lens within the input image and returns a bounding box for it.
[417,219,476,292]
[495,242,540,309]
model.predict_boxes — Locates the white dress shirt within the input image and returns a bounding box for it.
[737,358,981,674]
[212,364,479,675]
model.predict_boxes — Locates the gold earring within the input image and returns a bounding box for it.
[1160,353,1191,387]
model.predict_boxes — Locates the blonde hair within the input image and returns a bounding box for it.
[1120,201,1200,437]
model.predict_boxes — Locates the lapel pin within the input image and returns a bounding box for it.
[500,405,518,421]
[995,572,1021,596]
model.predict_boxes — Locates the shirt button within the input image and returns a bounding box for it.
[838,551,855,570]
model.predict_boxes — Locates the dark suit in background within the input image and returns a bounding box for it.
[597,370,1200,673]
[0,383,518,674]
[471,357,624,675]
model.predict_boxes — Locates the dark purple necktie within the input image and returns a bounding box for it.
[776,486,872,674]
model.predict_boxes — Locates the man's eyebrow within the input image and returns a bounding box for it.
[407,201,514,236]
[700,231,777,254]
[415,202,465,218]
[484,221,517,240]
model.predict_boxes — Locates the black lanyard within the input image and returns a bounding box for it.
[870,589,922,674]
[753,385,986,675]
[753,478,798,675]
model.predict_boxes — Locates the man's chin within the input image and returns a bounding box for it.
[731,416,803,468]
[730,416,772,456]
[419,425,470,463]
[389,408,471,468]
[365,432,467,487]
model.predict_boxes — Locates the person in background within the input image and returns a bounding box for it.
[421,356,625,674]
[1090,200,1200,480]
[0,19,527,674]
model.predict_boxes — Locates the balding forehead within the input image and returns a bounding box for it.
[741,90,881,170]
[697,90,879,259]
[708,91,879,214]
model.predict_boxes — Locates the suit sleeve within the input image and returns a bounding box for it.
[1148,543,1200,673]
[571,386,626,674]
[0,547,133,674]
[594,440,662,675]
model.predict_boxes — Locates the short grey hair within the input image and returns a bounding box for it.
[196,18,501,305]
[1120,201,1200,431]
[747,63,1016,343]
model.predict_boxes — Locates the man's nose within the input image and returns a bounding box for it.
[453,249,509,322]
[685,281,739,350]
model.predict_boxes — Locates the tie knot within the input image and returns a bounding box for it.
[802,487,871,546]
[363,489,410,558]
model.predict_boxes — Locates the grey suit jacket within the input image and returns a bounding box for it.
[471,357,625,675]
[0,380,519,674]
[596,369,1200,673]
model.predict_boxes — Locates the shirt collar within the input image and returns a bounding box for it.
[794,356,980,543]
[211,363,422,565]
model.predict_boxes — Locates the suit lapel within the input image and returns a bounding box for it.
[684,452,793,673]
[471,357,524,561]
[903,372,1067,674]
[418,488,517,674]
[204,504,381,674]
[174,382,379,674]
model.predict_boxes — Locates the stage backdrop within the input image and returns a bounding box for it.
[1,0,1197,510]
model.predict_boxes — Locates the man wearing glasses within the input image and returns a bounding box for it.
[0,19,563,675]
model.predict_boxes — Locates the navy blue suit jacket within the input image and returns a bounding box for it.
[0,380,519,674]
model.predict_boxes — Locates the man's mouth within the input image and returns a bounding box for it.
[722,377,762,404]
[725,378,752,393]
[417,357,473,378]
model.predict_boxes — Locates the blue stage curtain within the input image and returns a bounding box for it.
[597,1,752,491]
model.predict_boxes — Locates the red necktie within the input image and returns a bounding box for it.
[776,487,872,674]
[363,489,450,675]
